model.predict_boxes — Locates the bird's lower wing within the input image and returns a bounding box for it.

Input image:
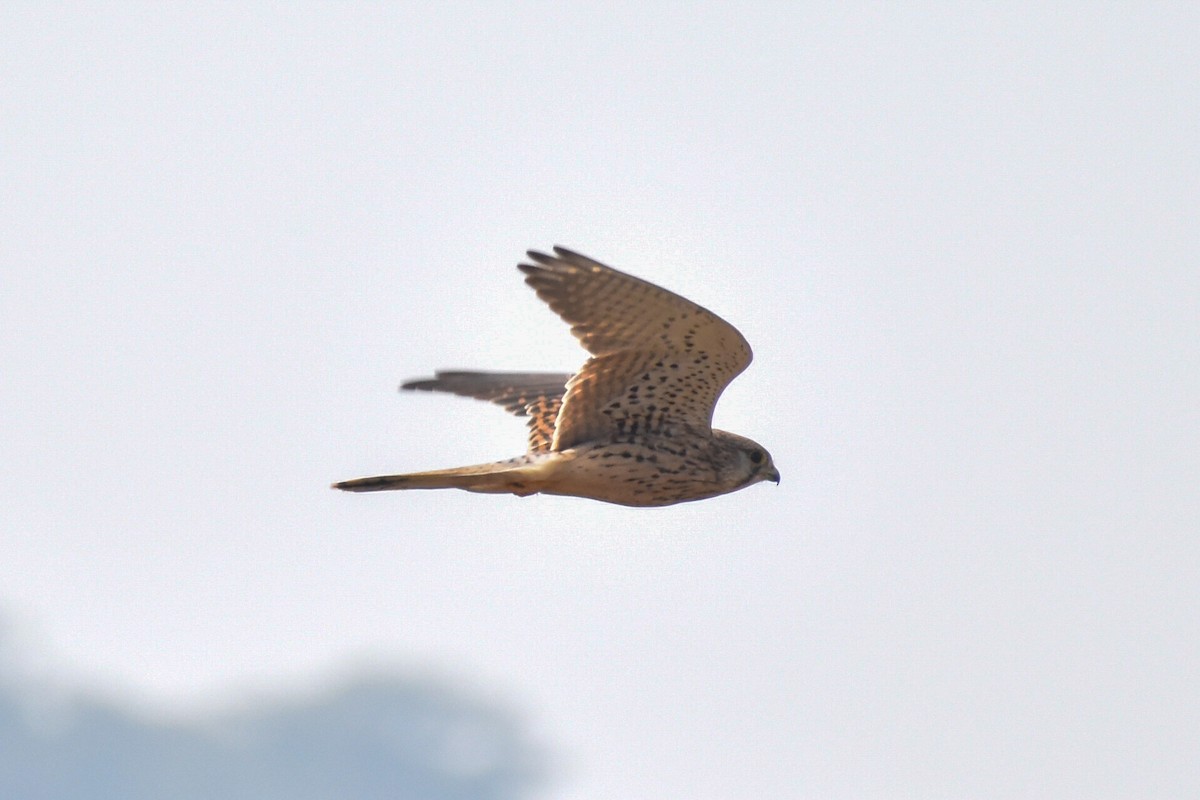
[400,370,569,452]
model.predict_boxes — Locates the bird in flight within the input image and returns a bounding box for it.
[333,246,779,507]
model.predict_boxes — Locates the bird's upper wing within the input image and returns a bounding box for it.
[401,371,570,452]
[519,247,753,450]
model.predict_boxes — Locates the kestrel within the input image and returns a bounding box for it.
[333,246,779,507]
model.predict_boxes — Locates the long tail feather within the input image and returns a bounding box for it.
[332,458,542,495]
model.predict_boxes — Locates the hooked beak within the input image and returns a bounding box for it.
[765,467,781,485]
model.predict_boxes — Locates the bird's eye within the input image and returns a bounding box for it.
[749,449,764,464]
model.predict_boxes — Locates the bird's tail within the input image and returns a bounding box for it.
[332,457,545,496]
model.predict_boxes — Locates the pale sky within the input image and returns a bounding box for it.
[2,3,1197,798]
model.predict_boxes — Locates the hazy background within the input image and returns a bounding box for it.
[2,3,1197,798]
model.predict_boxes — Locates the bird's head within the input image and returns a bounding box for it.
[713,430,780,488]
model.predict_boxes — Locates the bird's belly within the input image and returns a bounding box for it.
[543,443,724,508]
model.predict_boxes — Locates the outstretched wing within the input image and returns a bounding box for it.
[519,247,753,450]
[401,371,570,453]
